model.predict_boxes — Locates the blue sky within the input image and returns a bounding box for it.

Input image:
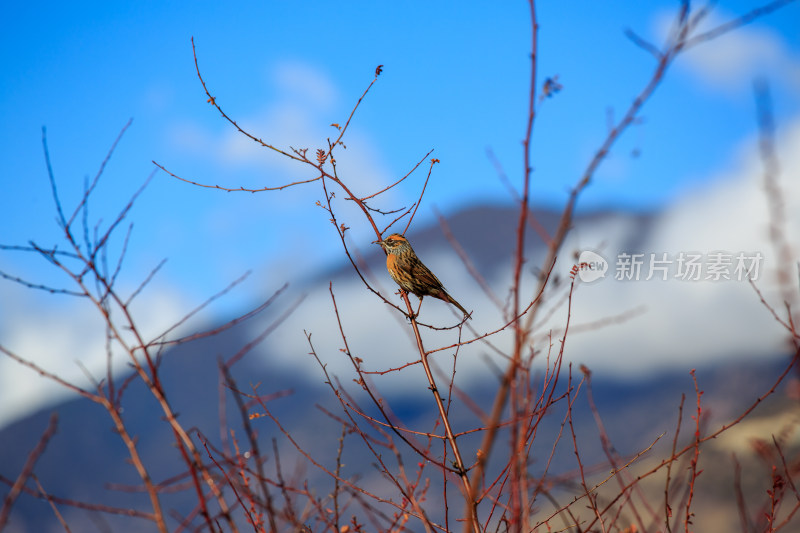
[3,2,798,264]
[2,0,799,300]
[1,2,799,423]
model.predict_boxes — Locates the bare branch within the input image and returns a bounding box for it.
[0,413,58,530]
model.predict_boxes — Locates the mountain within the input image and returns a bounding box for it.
[1,204,797,532]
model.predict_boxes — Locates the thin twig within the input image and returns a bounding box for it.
[0,413,59,530]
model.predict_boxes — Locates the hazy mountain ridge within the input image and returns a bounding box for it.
[2,204,796,532]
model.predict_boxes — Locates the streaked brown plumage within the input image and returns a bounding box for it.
[376,233,471,319]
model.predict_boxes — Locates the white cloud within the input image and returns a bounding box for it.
[655,9,800,91]
[0,282,193,429]
[553,117,800,375]
[167,60,393,198]
[259,116,800,383]
[272,61,338,109]
[5,90,799,430]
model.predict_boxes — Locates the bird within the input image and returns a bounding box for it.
[375,233,471,319]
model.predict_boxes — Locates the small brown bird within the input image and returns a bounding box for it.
[375,233,471,319]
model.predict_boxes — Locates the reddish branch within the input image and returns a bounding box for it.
[0,414,59,530]
[4,1,798,531]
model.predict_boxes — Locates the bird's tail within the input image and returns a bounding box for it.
[443,293,471,320]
